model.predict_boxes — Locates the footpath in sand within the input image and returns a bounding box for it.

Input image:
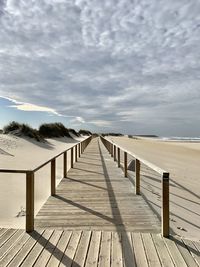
[108,136,200,241]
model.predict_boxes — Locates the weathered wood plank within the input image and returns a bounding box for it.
[7,230,44,267]
[0,231,31,266]
[46,231,72,267]
[59,231,81,267]
[131,233,148,267]
[85,231,101,267]
[142,233,161,267]
[121,231,136,267]
[72,231,91,267]
[152,234,175,267]
[20,229,53,267]
[98,231,111,267]
[0,229,24,259]
[34,230,63,266]
[111,232,123,267]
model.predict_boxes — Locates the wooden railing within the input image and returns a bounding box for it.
[100,136,170,237]
[0,136,92,232]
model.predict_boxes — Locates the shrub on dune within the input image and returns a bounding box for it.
[39,123,71,138]
[79,129,92,136]
[68,128,80,137]
[3,121,43,141]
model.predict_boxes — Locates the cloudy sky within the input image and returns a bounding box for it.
[0,0,200,136]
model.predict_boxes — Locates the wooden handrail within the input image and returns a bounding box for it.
[0,136,92,232]
[100,135,170,238]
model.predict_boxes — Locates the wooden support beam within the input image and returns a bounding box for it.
[117,148,120,167]
[51,158,56,196]
[124,152,127,177]
[135,159,140,195]
[162,172,170,237]
[75,145,78,162]
[114,145,116,161]
[71,147,74,168]
[63,151,67,178]
[26,171,34,232]
[79,143,81,157]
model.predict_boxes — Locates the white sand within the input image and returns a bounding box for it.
[0,134,85,229]
[108,136,200,240]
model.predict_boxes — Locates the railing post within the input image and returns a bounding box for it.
[124,152,127,177]
[51,158,56,196]
[79,143,81,157]
[26,171,34,232]
[162,172,170,237]
[135,159,140,195]
[63,151,67,178]
[117,148,120,167]
[111,144,113,157]
[114,145,116,161]
[71,147,74,168]
[75,145,78,162]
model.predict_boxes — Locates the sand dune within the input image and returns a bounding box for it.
[0,134,85,228]
[108,136,200,240]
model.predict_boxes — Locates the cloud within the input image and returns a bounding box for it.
[0,0,200,135]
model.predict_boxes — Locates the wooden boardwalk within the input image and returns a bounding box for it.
[35,138,160,232]
[0,228,200,266]
[1,137,200,266]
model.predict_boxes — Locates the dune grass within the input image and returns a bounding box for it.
[3,121,44,141]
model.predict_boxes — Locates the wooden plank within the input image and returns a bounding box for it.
[19,229,53,267]
[47,231,72,267]
[0,229,17,248]
[164,237,188,267]
[72,231,91,267]
[175,237,199,267]
[183,239,200,266]
[98,231,111,267]
[0,229,24,259]
[34,230,63,266]
[152,234,175,267]
[142,233,161,267]
[121,232,136,267]
[7,230,44,267]
[85,231,101,267]
[111,232,123,267]
[59,231,81,267]
[0,229,8,238]
[131,233,148,267]
[0,231,31,266]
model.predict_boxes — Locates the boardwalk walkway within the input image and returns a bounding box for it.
[0,137,200,266]
[35,137,160,232]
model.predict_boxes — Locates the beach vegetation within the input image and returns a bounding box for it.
[3,121,43,141]
[79,129,92,136]
[38,123,71,138]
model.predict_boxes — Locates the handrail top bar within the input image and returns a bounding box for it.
[0,136,91,174]
[100,136,169,175]
[0,169,29,173]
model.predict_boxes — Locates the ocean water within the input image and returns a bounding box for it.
[160,137,200,142]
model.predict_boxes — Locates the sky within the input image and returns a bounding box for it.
[0,0,200,136]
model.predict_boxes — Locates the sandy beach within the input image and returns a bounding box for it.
[0,133,85,229]
[107,136,200,240]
